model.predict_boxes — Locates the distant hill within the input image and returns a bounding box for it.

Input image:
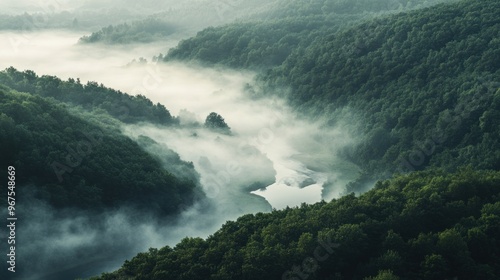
[79,18,179,44]
[164,0,453,68]
[75,0,452,47]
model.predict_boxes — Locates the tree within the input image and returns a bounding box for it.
[204,112,231,134]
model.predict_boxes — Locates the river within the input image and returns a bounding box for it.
[0,30,359,279]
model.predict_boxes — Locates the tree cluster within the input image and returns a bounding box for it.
[92,168,500,279]
[164,0,500,190]
[164,0,452,69]
[0,85,199,215]
[262,0,500,182]
[204,112,231,134]
[79,18,178,44]
[0,67,176,125]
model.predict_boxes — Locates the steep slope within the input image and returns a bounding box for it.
[92,168,500,280]
[262,0,500,180]
[0,83,199,215]
[90,0,500,279]
[165,0,453,69]
[167,0,500,188]
[0,67,176,125]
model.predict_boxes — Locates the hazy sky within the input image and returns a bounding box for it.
[0,0,77,13]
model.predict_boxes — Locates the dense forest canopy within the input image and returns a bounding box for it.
[261,0,500,181]
[0,75,200,215]
[1,0,499,279]
[91,0,500,278]
[91,168,500,280]
[0,67,176,125]
[166,0,500,190]
[164,0,454,68]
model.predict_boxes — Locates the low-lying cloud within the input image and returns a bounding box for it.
[0,30,362,279]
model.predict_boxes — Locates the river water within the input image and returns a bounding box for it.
[0,30,360,279]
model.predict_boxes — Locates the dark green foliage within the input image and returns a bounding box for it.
[91,169,500,279]
[261,0,500,179]
[258,0,451,19]
[204,112,231,134]
[165,17,356,69]
[79,18,178,44]
[0,67,176,125]
[165,0,451,69]
[93,1,500,277]
[166,0,500,190]
[0,88,198,215]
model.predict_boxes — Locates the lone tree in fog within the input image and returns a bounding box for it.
[204,112,231,134]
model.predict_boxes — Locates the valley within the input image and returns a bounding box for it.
[0,0,499,279]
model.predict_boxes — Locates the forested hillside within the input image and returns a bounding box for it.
[165,16,360,68]
[0,78,199,215]
[75,0,451,47]
[165,0,452,68]
[2,0,499,278]
[91,0,500,278]
[262,0,500,179]
[0,10,147,31]
[0,12,81,30]
[0,67,176,125]
[167,0,500,188]
[92,168,500,280]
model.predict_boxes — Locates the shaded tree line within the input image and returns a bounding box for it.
[164,0,452,69]
[91,168,500,279]
[0,67,176,125]
[261,0,500,182]
[165,0,500,189]
[79,18,178,44]
[0,86,200,215]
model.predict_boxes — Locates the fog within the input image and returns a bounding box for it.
[0,0,75,14]
[12,189,263,280]
[0,31,179,82]
[0,31,360,207]
[0,0,187,14]
[0,29,360,279]
[0,0,272,35]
